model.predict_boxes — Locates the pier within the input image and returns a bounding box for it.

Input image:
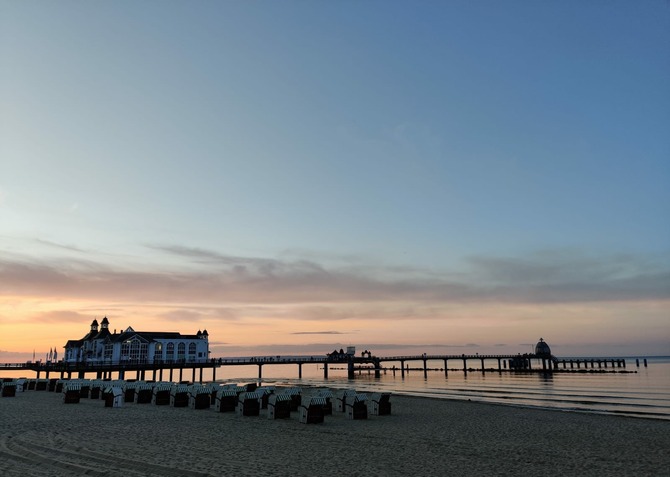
[0,353,636,383]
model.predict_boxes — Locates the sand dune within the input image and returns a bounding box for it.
[1,387,668,476]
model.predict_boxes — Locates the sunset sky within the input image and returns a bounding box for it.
[1,1,668,361]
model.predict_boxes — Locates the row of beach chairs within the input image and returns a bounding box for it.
[1,377,51,394]
[4,377,392,424]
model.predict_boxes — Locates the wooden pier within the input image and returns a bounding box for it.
[0,353,639,383]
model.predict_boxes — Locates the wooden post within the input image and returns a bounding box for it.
[298,363,302,379]
[423,358,428,378]
[257,364,262,380]
[462,358,467,374]
[444,359,448,377]
[400,360,405,377]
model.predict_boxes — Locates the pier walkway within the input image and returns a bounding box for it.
[1,353,635,383]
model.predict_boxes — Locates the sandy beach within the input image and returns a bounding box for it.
[1,387,668,477]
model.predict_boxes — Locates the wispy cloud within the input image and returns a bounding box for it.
[0,246,667,311]
[291,331,347,335]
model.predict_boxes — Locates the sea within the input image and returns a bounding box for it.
[3,356,669,421]
[211,355,670,421]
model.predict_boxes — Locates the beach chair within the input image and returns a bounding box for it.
[1,381,16,397]
[315,389,334,415]
[267,393,292,420]
[345,393,368,420]
[63,382,81,404]
[135,384,154,404]
[209,384,221,405]
[256,386,275,409]
[335,389,356,412]
[152,383,172,405]
[285,387,302,411]
[123,381,142,403]
[171,384,190,407]
[48,378,59,392]
[104,386,124,408]
[215,387,241,412]
[27,379,36,390]
[369,392,392,416]
[89,380,104,399]
[237,391,262,416]
[35,378,49,391]
[299,396,327,424]
[15,378,26,393]
[79,380,91,398]
[55,379,68,393]
[189,385,212,409]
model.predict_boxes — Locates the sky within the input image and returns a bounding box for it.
[1,1,669,360]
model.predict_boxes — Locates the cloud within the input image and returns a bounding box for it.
[0,246,667,310]
[32,310,95,323]
[291,331,347,335]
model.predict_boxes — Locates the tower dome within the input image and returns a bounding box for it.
[535,338,552,357]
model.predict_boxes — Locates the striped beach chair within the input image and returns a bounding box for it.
[123,381,143,403]
[78,379,91,398]
[267,393,292,419]
[215,387,241,413]
[135,383,154,404]
[369,392,392,416]
[89,380,105,399]
[1,381,16,397]
[335,389,356,412]
[299,396,327,424]
[189,385,212,409]
[171,384,190,407]
[63,382,82,404]
[256,386,275,409]
[345,393,368,420]
[237,391,262,416]
[152,383,173,405]
[104,386,124,408]
[315,389,334,415]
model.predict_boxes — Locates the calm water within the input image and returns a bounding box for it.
[213,356,670,421]
[4,356,669,420]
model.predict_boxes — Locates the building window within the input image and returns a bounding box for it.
[188,343,196,361]
[177,342,186,361]
[153,343,163,363]
[166,343,174,362]
[104,343,113,362]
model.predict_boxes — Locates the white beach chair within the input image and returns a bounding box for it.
[63,382,82,404]
[345,393,368,420]
[369,392,392,416]
[104,386,124,408]
[170,384,190,407]
[299,396,327,424]
[267,393,292,419]
[335,389,356,412]
[216,387,241,412]
[237,391,262,416]
[152,383,173,405]
[189,384,212,409]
